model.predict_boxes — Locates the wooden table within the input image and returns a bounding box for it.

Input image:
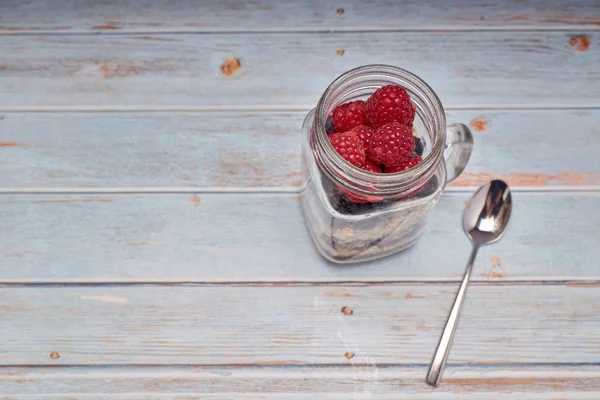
[1,1,599,398]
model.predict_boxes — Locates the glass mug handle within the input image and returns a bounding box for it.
[443,123,474,183]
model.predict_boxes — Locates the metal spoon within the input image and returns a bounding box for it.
[425,179,512,387]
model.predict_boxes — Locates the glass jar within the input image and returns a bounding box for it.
[300,64,473,264]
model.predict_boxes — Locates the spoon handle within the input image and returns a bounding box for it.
[426,245,479,387]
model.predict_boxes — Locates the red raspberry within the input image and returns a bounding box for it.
[365,84,416,129]
[329,131,365,167]
[361,160,382,173]
[339,186,382,203]
[341,189,370,203]
[348,125,375,147]
[339,159,383,203]
[384,155,422,173]
[331,100,367,132]
[366,122,415,167]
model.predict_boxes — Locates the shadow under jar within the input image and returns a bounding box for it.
[301,65,473,264]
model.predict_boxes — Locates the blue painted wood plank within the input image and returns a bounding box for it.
[0,32,597,109]
[1,284,599,365]
[3,366,600,398]
[0,192,598,282]
[0,111,302,189]
[0,110,598,189]
[1,0,598,33]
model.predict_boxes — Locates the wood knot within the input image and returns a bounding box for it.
[569,35,590,52]
[50,351,60,359]
[469,118,486,132]
[341,306,353,315]
[483,256,506,279]
[189,195,202,207]
[344,351,354,359]
[405,291,426,299]
[91,22,122,30]
[221,57,241,76]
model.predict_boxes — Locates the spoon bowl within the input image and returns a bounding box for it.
[463,179,512,246]
[426,179,512,387]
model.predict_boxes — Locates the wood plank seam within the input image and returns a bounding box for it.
[2,26,600,35]
[1,280,600,286]
[1,106,600,112]
[1,187,600,194]
[2,362,600,368]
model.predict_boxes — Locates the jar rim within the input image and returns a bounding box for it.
[314,64,446,197]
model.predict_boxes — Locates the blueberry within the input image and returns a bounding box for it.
[321,174,353,213]
[329,187,372,213]
[334,195,364,213]
[416,175,439,198]
[325,115,335,134]
[324,181,378,214]
[413,136,425,156]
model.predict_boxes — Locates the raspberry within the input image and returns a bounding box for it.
[338,160,383,203]
[366,122,415,167]
[365,84,416,129]
[341,189,370,203]
[339,186,382,203]
[348,125,375,147]
[384,155,423,173]
[329,131,365,167]
[331,100,367,132]
[361,160,382,173]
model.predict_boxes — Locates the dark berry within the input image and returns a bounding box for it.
[325,115,335,134]
[416,174,439,197]
[414,136,425,156]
